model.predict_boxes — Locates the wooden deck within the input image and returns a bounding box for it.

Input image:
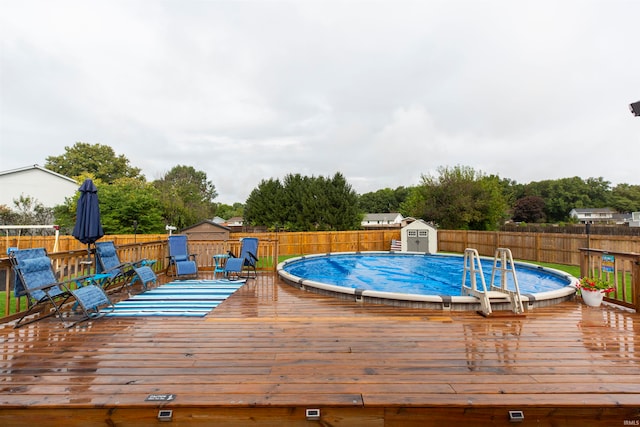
[1,273,639,426]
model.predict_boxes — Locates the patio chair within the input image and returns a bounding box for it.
[10,248,114,328]
[225,237,259,279]
[167,235,198,278]
[95,241,156,291]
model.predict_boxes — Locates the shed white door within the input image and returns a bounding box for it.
[407,229,429,252]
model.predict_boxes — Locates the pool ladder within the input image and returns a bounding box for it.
[461,248,524,316]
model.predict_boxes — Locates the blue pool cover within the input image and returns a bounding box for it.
[282,253,571,296]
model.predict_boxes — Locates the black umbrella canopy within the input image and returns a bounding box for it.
[72,178,104,247]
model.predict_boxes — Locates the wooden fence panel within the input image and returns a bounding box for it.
[437,230,640,266]
[3,229,640,266]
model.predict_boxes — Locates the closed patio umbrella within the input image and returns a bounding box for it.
[72,179,104,268]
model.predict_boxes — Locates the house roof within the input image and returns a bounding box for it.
[180,220,231,232]
[571,208,616,214]
[0,164,76,183]
[363,213,402,222]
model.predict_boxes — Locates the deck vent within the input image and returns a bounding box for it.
[306,408,321,421]
[508,410,524,422]
[355,288,364,303]
[158,409,173,422]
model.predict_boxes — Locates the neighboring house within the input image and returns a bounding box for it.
[361,213,404,228]
[180,220,231,241]
[569,208,616,224]
[223,216,244,232]
[211,216,226,224]
[0,165,78,208]
[630,212,640,228]
[613,213,633,225]
[224,217,244,227]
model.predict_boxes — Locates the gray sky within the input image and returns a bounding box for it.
[1,1,639,204]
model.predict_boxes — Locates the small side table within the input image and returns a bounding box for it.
[213,254,229,279]
[85,273,113,289]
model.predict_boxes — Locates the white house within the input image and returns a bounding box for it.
[362,213,403,228]
[401,220,438,253]
[0,165,78,208]
[569,208,616,224]
[224,217,244,227]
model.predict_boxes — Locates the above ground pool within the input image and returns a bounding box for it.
[277,252,578,310]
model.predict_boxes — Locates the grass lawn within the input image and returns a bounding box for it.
[528,261,580,278]
[0,292,27,317]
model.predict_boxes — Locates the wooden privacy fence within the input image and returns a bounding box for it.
[234,230,401,256]
[2,229,640,321]
[437,230,640,265]
[3,229,640,266]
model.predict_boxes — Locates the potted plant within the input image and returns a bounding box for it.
[577,277,615,307]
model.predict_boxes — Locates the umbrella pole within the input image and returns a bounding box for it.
[80,244,94,276]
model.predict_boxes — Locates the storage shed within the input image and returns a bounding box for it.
[401,220,437,253]
[180,220,231,241]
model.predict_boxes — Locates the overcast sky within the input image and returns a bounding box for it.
[1,1,639,204]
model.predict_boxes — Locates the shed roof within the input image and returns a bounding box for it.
[180,220,231,232]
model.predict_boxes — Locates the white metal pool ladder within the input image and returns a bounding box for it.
[461,248,524,316]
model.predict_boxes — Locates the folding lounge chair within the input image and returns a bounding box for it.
[167,235,198,278]
[225,237,259,279]
[95,241,156,291]
[10,248,114,328]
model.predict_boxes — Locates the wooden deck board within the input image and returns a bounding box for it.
[1,273,639,426]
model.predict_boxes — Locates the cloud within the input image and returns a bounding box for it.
[1,0,639,204]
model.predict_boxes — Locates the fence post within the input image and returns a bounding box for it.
[273,238,279,272]
[579,249,589,278]
[633,257,640,312]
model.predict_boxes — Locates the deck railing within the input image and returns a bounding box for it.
[0,239,278,322]
[579,248,640,312]
[2,234,639,322]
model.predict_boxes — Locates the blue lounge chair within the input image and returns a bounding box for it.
[95,241,156,291]
[225,237,259,279]
[167,235,198,278]
[10,248,114,328]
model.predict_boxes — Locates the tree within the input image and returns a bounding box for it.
[215,203,245,220]
[0,205,17,225]
[45,142,143,183]
[610,184,640,213]
[244,178,285,228]
[98,178,165,234]
[358,187,410,213]
[512,195,546,223]
[402,165,508,230]
[0,196,55,234]
[524,177,610,222]
[54,177,165,234]
[244,172,361,231]
[153,165,218,229]
[323,172,362,230]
